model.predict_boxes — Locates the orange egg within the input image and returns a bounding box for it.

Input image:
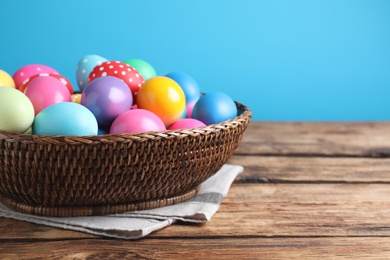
[136,76,185,126]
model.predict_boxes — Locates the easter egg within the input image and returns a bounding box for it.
[81,76,133,126]
[0,86,34,133]
[33,102,98,136]
[136,76,186,126]
[110,109,166,134]
[13,64,58,89]
[167,118,206,130]
[19,72,74,94]
[165,72,200,104]
[192,92,237,125]
[24,76,72,115]
[98,128,109,135]
[71,93,82,104]
[24,127,33,134]
[180,107,187,119]
[76,54,108,91]
[0,69,15,88]
[186,99,197,118]
[123,59,156,81]
[88,61,144,99]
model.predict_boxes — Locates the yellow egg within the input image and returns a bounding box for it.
[71,93,82,104]
[0,86,35,133]
[0,69,16,88]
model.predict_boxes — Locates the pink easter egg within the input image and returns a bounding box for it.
[110,109,166,134]
[13,64,59,89]
[186,99,198,118]
[167,118,206,130]
[25,76,71,115]
[19,72,73,94]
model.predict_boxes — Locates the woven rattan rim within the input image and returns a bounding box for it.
[0,102,251,143]
[0,188,198,217]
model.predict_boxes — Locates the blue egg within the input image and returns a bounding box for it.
[180,106,188,119]
[76,54,108,91]
[165,72,200,103]
[33,102,98,136]
[98,128,109,135]
[192,92,237,125]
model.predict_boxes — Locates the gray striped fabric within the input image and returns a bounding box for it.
[0,164,243,239]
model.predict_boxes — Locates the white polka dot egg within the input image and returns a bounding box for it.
[88,61,144,99]
[76,54,108,91]
[13,64,59,89]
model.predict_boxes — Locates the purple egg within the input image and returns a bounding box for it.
[81,76,133,126]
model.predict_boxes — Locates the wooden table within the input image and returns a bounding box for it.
[1,122,390,259]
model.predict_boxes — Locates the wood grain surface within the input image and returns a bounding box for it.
[2,122,390,259]
[236,122,390,157]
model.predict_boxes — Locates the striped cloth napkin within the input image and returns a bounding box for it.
[0,164,243,239]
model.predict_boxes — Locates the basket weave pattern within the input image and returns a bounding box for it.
[0,102,251,216]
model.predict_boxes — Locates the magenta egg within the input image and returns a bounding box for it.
[81,76,133,126]
[13,64,59,89]
[110,109,166,134]
[25,76,71,115]
[19,73,74,94]
[167,118,206,130]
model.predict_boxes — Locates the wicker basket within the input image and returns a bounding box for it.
[0,101,251,217]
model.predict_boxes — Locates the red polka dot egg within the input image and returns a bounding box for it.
[18,72,74,94]
[88,61,144,99]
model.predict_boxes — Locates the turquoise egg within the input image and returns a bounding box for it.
[33,102,98,136]
[123,58,156,81]
[76,54,108,91]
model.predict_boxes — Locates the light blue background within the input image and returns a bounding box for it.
[1,0,389,121]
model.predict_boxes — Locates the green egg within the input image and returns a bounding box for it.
[23,127,33,134]
[0,86,34,133]
[123,58,156,81]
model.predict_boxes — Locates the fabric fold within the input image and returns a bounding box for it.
[0,164,243,239]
